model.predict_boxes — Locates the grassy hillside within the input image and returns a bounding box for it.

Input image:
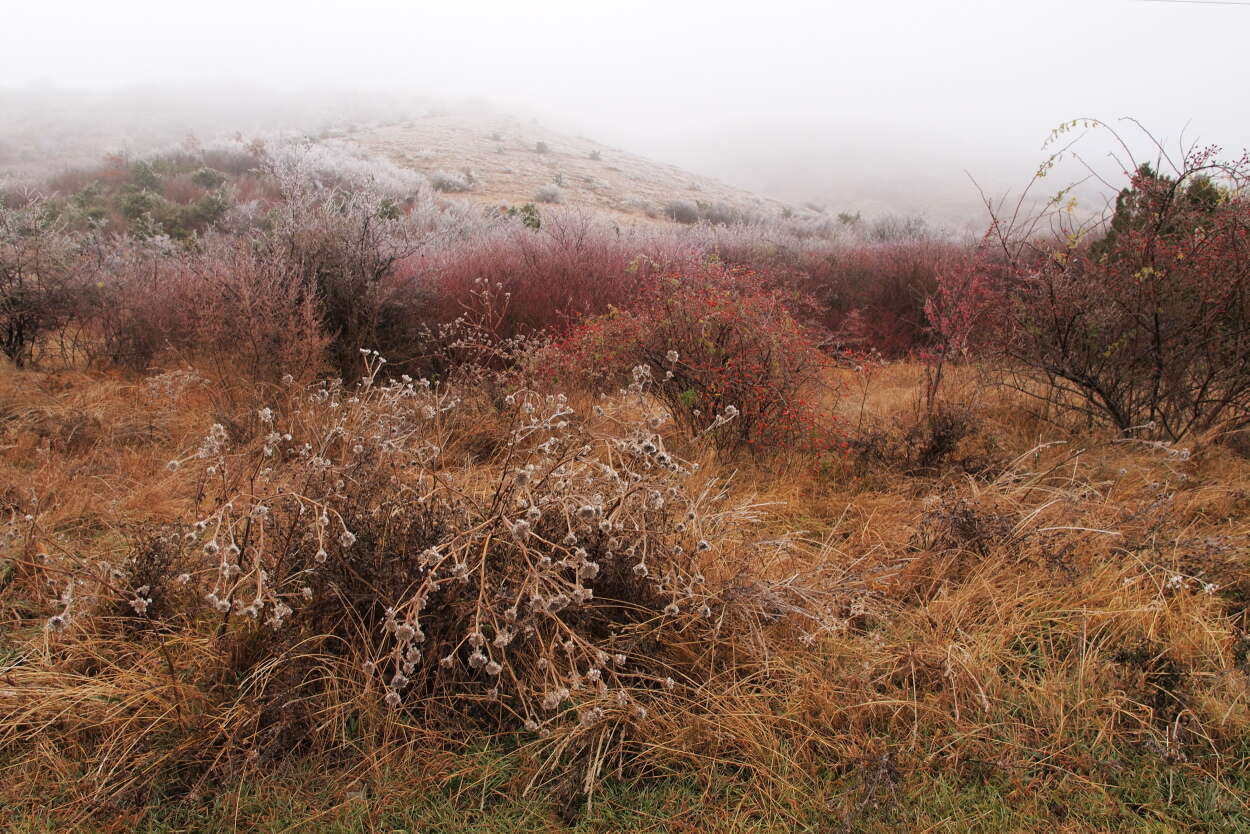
[2,123,1249,832]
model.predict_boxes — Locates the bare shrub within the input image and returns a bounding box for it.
[851,405,985,476]
[182,236,329,383]
[20,356,826,788]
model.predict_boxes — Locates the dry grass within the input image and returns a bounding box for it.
[2,358,1249,830]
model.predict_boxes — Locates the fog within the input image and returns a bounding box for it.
[3,0,1246,224]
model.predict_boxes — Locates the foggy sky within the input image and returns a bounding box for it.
[4,0,1246,223]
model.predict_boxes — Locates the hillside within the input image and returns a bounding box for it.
[3,113,1250,833]
[347,113,791,221]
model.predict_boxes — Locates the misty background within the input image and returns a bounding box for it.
[3,0,1246,226]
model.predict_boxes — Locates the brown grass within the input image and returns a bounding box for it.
[2,358,1249,829]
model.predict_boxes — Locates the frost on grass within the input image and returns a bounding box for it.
[32,353,829,754]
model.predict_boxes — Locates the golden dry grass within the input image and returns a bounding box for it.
[2,359,1249,831]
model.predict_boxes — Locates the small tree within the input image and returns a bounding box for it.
[995,123,1250,440]
[921,246,999,413]
[0,196,76,368]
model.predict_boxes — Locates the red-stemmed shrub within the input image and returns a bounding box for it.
[543,263,840,453]
[798,240,958,355]
[707,231,961,355]
[419,212,679,340]
[919,245,1002,410]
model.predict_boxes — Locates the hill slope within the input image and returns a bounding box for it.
[348,113,790,221]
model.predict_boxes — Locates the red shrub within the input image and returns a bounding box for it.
[160,174,208,205]
[799,241,959,355]
[706,234,962,356]
[919,246,1003,410]
[546,263,840,453]
[45,158,130,195]
[418,213,676,339]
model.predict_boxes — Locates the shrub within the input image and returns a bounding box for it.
[199,137,264,177]
[534,183,563,204]
[697,200,747,226]
[1001,142,1250,440]
[21,360,822,784]
[265,167,421,377]
[546,263,838,453]
[791,239,956,355]
[88,237,198,370]
[86,157,421,378]
[423,211,668,340]
[181,236,330,383]
[84,233,327,383]
[0,195,78,367]
[430,170,471,193]
[535,141,550,154]
[190,167,227,189]
[665,199,699,224]
[920,247,1001,410]
[265,139,425,202]
[851,404,985,476]
[504,202,542,230]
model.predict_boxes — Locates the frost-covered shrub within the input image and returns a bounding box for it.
[265,139,426,202]
[665,199,699,224]
[265,168,423,376]
[0,195,79,367]
[430,170,471,193]
[28,356,824,772]
[534,183,563,204]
